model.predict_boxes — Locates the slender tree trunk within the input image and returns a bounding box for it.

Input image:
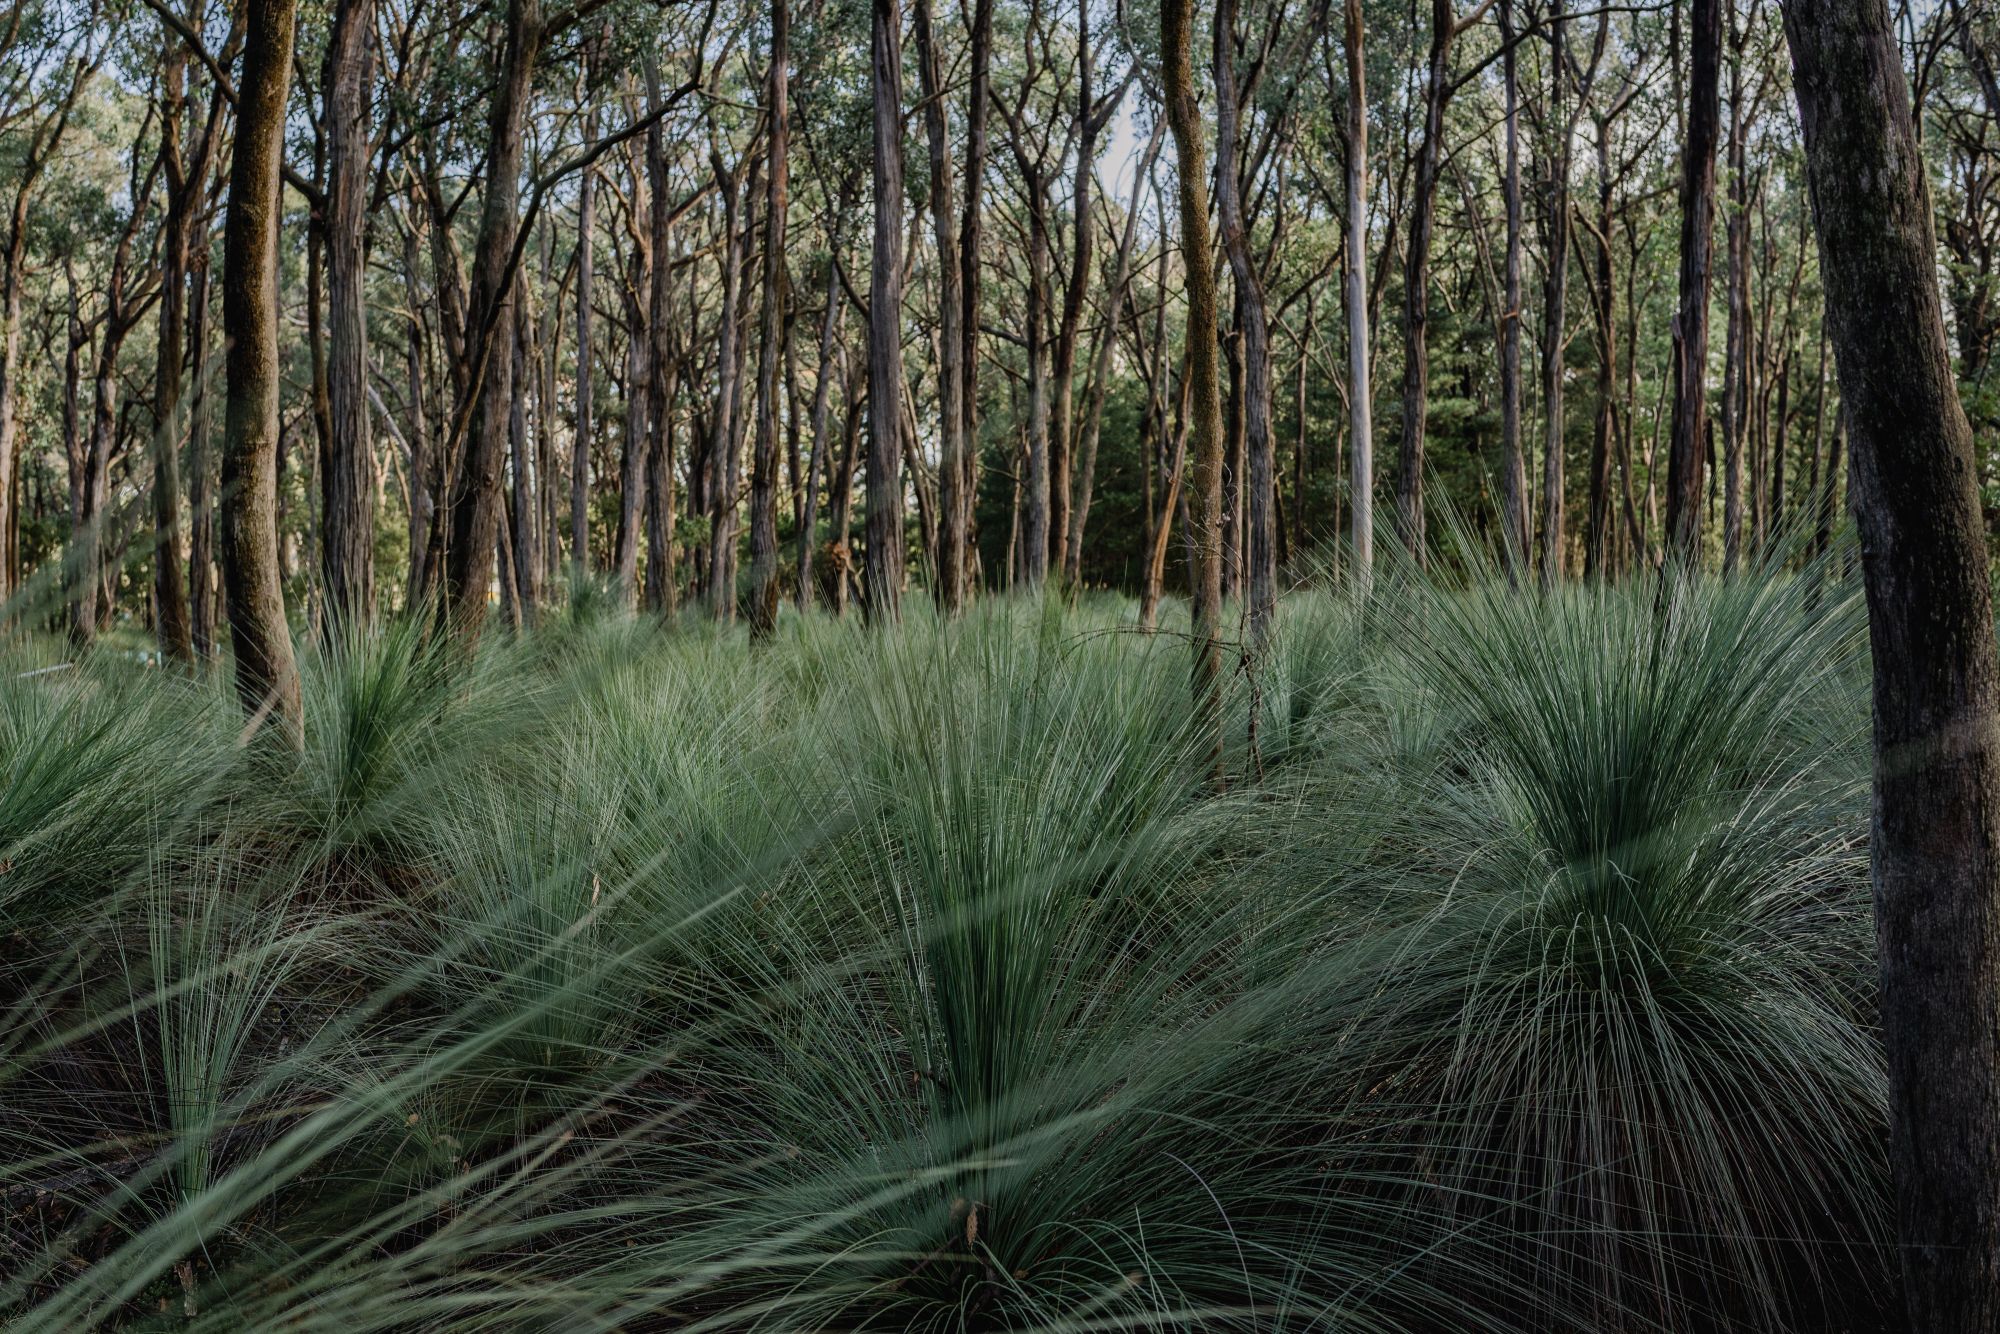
[1345,0,1374,585]
[1215,0,1276,639]
[571,50,599,574]
[189,218,217,658]
[614,237,650,605]
[1666,0,1721,561]
[1397,0,1458,564]
[221,0,303,742]
[1163,0,1225,773]
[1786,0,2000,1325]
[1537,0,1573,584]
[705,154,747,618]
[1069,119,1165,587]
[1499,0,1529,569]
[865,0,906,623]
[645,55,682,618]
[914,0,967,612]
[441,0,542,633]
[796,252,842,610]
[152,41,195,662]
[321,0,375,634]
[749,0,790,637]
[1049,2,1097,582]
[959,0,993,523]
[508,302,540,618]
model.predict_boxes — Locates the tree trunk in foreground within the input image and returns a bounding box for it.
[1786,0,2000,1326]
[221,0,303,743]
[321,0,376,635]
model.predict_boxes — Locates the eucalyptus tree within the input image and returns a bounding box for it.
[1162,0,1225,767]
[221,0,303,741]
[1665,0,1721,561]
[1787,0,2000,1323]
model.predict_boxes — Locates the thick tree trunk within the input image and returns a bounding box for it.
[864,0,905,623]
[1786,0,2000,1326]
[1665,0,1721,562]
[221,0,303,742]
[321,0,375,633]
[1163,0,1225,773]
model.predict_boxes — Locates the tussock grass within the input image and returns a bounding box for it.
[0,568,1891,1331]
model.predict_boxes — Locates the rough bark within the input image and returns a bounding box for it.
[221,0,303,742]
[748,2,790,637]
[441,0,542,633]
[321,0,375,633]
[1666,0,1721,562]
[1787,0,2000,1325]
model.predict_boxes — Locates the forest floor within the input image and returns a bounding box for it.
[0,570,1896,1331]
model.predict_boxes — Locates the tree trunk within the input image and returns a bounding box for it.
[750,1,790,638]
[796,250,843,610]
[1787,0,2000,1325]
[704,152,747,619]
[221,0,303,743]
[1345,0,1374,586]
[1498,0,1529,570]
[1666,0,1721,562]
[571,49,599,574]
[614,231,650,605]
[864,0,906,624]
[152,40,196,662]
[1215,0,1277,640]
[913,0,967,613]
[1069,119,1165,588]
[1163,0,1226,773]
[441,0,542,633]
[1537,0,1573,584]
[321,0,375,634]
[1396,0,1457,565]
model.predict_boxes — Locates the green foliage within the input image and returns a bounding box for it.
[0,575,1891,1331]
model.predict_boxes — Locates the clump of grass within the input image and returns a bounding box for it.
[0,574,1892,1332]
